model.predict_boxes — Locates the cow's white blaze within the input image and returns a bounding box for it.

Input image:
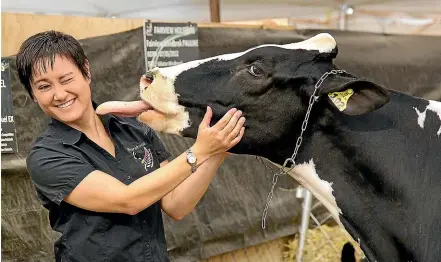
[139,75,190,135]
[271,159,342,224]
[413,100,441,136]
[156,33,336,80]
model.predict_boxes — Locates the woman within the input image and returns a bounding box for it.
[17,30,246,262]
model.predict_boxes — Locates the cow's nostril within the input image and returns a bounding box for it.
[144,71,155,81]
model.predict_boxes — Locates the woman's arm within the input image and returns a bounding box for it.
[64,107,245,215]
[160,153,228,220]
[65,149,208,215]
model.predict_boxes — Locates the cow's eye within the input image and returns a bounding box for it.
[248,65,264,77]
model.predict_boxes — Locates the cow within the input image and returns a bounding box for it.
[97,33,441,262]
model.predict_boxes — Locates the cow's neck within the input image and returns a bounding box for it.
[267,104,347,226]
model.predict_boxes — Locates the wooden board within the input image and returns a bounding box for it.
[1,12,296,57]
[1,12,145,56]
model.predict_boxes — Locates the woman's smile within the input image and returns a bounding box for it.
[55,98,76,109]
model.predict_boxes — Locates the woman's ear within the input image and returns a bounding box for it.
[31,92,37,102]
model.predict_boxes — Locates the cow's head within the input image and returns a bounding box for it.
[98,33,389,161]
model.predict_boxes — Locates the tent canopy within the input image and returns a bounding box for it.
[3,0,441,22]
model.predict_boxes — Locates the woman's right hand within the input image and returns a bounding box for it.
[192,106,246,161]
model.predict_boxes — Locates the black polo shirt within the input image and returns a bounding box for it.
[27,108,172,262]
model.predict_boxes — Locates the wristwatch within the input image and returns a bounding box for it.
[186,148,197,173]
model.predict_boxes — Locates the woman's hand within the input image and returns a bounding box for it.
[192,106,245,162]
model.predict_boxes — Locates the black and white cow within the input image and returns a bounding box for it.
[98,33,441,262]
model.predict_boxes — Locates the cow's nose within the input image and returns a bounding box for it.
[144,71,155,81]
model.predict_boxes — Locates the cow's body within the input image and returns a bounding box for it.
[286,91,441,262]
[97,33,441,262]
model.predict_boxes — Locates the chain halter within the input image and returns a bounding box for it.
[261,69,346,229]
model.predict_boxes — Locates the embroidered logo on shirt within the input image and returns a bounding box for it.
[126,142,146,153]
[128,143,154,171]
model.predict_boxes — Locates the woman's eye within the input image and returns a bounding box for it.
[38,85,50,90]
[61,78,73,84]
[248,65,264,77]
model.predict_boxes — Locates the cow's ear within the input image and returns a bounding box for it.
[318,75,390,115]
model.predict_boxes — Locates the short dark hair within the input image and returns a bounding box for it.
[16,30,90,99]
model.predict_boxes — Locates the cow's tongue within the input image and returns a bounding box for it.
[95,100,152,117]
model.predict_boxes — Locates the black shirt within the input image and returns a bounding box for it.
[27,109,172,262]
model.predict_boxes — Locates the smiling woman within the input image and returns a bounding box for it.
[28,55,93,125]
[16,30,246,262]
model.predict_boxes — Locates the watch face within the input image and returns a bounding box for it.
[188,155,196,164]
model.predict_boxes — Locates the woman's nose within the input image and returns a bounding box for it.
[53,84,68,100]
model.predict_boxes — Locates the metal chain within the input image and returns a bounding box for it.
[261,69,346,229]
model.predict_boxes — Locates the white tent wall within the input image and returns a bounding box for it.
[224,10,441,36]
[287,10,441,36]
[2,0,441,37]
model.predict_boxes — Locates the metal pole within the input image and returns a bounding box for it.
[296,187,313,262]
[339,3,354,30]
[339,4,348,30]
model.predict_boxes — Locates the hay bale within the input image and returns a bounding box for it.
[202,225,366,262]
[203,237,289,262]
[283,225,365,262]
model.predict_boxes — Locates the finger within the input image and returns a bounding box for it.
[220,110,242,134]
[229,127,245,147]
[200,106,213,128]
[226,117,245,141]
[213,108,237,131]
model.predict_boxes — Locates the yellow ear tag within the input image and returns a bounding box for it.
[328,89,354,111]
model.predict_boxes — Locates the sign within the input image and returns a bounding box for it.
[143,20,199,71]
[1,58,19,154]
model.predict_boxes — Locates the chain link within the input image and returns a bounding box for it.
[261,69,346,229]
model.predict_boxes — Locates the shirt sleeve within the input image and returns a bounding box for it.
[27,145,95,205]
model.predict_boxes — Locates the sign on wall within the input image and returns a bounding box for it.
[1,58,19,154]
[143,20,199,71]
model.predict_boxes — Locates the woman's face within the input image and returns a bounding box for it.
[31,55,92,124]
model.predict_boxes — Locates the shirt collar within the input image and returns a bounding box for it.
[48,101,120,145]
